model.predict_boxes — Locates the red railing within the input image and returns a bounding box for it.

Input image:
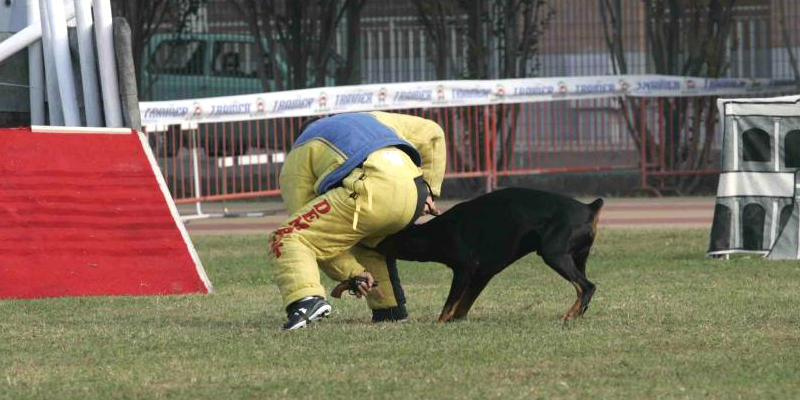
[144,96,723,204]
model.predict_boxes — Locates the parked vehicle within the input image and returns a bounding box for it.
[141,32,281,101]
[141,33,282,156]
[141,33,341,157]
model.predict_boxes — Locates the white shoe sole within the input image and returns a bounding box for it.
[284,304,332,330]
[308,304,332,322]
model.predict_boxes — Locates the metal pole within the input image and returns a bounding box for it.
[45,0,81,126]
[39,0,63,125]
[190,123,205,217]
[484,105,493,193]
[93,0,123,127]
[75,0,103,126]
[640,98,647,189]
[27,0,45,125]
[0,24,40,63]
[492,104,498,190]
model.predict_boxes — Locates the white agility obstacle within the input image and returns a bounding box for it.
[708,94,800,259]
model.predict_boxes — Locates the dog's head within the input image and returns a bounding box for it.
[376,225,428,260]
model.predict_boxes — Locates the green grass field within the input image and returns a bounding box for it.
[2,228,799,399]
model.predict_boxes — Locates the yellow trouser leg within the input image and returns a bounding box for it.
[351,246,398,309]
[269,188,360,308]
[268,148,420,309]
[270,235,326,307]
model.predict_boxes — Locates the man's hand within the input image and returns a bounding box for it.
[330,271,382,299]
[423,195,441,216]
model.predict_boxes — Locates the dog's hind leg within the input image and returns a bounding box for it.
[570,248,596,316]
[540,253,595,321]
[572,248,590,275]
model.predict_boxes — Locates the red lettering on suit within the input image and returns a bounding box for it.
[270,199,331,258]
[302,209,319,223]
[289,217,310,230]
[314,199,331,214]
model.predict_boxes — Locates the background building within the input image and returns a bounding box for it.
[134,0,800,100]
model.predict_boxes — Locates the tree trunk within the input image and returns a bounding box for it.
[232,0,274,92]
[411,0,453,80]
[459,0,487,79]
[778,0,800,90]
[338,0,367,85]
[599,0,627,74]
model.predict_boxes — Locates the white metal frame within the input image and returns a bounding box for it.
[0,0,123,128]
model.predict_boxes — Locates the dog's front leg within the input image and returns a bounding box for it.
[438,269,470,322]
[450,274,493,321]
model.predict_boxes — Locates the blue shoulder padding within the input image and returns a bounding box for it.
[294,113,422,193]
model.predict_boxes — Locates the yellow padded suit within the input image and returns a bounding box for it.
[269,111,446,315]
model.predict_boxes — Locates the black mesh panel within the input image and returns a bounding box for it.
[785,130,800,167]
[742,203,766,250]
[709,204,732,251]
[742,128,771,162]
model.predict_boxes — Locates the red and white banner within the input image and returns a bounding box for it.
[140,74,796,126]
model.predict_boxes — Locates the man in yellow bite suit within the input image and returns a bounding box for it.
[269,111,446,330]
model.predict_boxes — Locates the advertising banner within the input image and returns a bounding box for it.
[140,75,796,126]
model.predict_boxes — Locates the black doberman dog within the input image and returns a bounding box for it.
[377,187,603,322]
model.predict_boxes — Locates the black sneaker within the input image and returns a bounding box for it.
[282,296,332,330]
[372,304,408,323]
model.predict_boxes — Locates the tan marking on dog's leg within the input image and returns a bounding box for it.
[447,299,462,321]
[439,291,469,322]
[438,304,456,322]
[562,282,584,321]
[452,291,480,320]
[451,302,470,320]
[573,282,588,318]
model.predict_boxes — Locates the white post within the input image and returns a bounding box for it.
[39,0,63,125]
[75,0,103,126]
[188,123,204,217]
[0,25,40,63]
[93,0,123,127]
[27,0,45,125]
[0,22,48,125]
[45,0,81,126]
[0,3,75,65]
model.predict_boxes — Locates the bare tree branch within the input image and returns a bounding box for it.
[777,0,800,89]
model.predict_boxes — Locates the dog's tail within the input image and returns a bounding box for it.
[588,198,604,214]
[587,198,603,236]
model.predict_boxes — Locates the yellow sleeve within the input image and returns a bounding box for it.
[279,145,318,214]
[368,111,446,197]
[319,251,364,282]
[279,140,345,213]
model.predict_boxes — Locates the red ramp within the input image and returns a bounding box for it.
[0,126,213,298]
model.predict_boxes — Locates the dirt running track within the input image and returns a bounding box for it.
[184,197,715,235]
